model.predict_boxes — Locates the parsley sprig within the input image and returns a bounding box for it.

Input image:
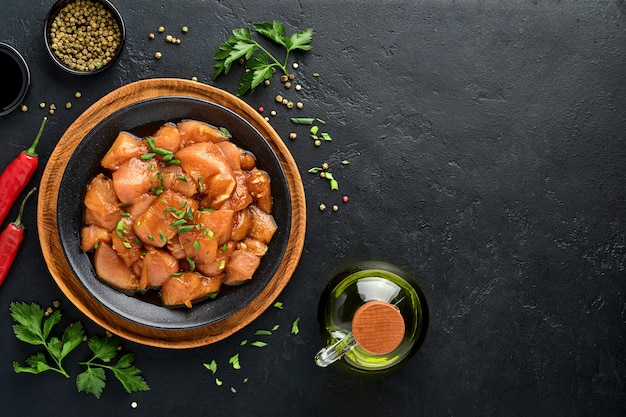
[10,302,149,399]
[214,20,313,95]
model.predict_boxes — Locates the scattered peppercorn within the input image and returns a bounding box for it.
[284,82,292,89]
[292,62,299,69]
[295,84,302,91]
[191,76,198,81]
[39,102,45,109]
[342,195,349,203]
[182,26,189,33]
[158,26,165,33]
[21,105,27,112]
[314,140,321,147]
[319,204,326,211]
[275,95,283,103]
[155,51,162,59]
[322,162,329,170]
[286,101,294,109]
[166,34,173,43]
[48,0,123,72]
[149,33,155,40]
[53,300,61,308]
[280,75,289,83]
[264,80,271,86]
[74,91,82,98]
[289,132,297,140]
[296,102,304,109]
[270,110,277,116]
[333,205,339,212]
[65,102,72,109]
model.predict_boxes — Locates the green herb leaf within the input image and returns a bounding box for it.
[87,335,119,363]
[76,366,106,399]
[110,355,150,394]
[214,21,313,96]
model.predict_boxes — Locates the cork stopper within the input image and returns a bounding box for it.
[352,301,405,355]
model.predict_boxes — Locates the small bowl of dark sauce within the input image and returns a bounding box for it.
[0,43,30,116]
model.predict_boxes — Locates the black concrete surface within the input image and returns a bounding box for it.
[0,1,624,416]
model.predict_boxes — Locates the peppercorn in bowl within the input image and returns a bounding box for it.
[44,0,125,75]
[38,79,306,348]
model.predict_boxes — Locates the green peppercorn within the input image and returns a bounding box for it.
[48,0,123,73]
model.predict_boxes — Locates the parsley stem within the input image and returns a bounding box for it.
[253,41,288,75]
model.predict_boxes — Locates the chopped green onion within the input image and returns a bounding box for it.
[320,132,332,141]
[177,225,195,233]
[251,341,267,348]
[122,241,132,249]
[204,360,218,374]
[291,317,300,335]
[290,117,315,125]
[254,329,272,336]
[273,301,283,309]
[229,353,241,370]
[141,153,156,160]
[186,256,196,271]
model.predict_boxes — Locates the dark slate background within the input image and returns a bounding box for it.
[0,1,624,416]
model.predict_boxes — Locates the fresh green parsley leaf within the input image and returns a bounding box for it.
[10,302,83,378]
[214,20,313,95]
[77,336,150,398]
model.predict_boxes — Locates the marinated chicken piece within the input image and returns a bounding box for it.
[139,247,179,290]
[216,141,242,170]
[111,217,142,267]
[112,157,158,204]
[245,168,272,214]
[124,193,157,219]
[150,122,181,154]
[93,241,139,292]
[100,131,147,171]
[177,119,230,146]
[160,165,197,197]
[84,173,122,231]
[196,241,235,277]
[161,271,224,308]
[175,142,236,207]
[247,204,277,244]
[224,249,261,286]
[80,224,111,252]
[230,208,252,241]
[178,226,219,266]
[238,238,268,257]
[195,209,234,246]
[227,171,253,212]
[133,190,197,247]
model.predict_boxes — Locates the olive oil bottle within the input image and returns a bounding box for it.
[315,261,429,372]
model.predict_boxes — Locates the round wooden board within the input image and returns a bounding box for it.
[37,78,306,348]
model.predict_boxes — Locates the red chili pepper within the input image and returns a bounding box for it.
[0,187,37,287]
[0,117,47,225]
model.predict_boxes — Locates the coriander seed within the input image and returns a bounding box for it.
[264,79,271,86]
[158,26,165,33]
[284,81,292,89]
[286,101,294,109]
[314,139,322,147]
[319,203,326,211]
[275,95,283,102]
[295,84,302,91]
[289,73,295,80]
[270,110,277,116]
[39,102,45,109]
[280,75,289,83]
[21,105,27,112]
[149,33,155,40]
[182,26,189,33]
[75,91,82,98]
[322,162,329,170]
[289,132,297,140]
[333,205,339,212]
[292,62,299,69]
[166,34,173,43]
[155,51,162,59]
[65,102,72,109]
[296,102,304,109]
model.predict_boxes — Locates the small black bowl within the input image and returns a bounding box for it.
[0,43,30,116]
[57,96,292,330]
[44,0,125,75]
